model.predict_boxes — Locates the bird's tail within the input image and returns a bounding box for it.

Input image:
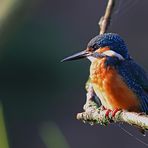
[117,124,148,146]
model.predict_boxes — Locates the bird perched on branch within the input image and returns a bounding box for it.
[62,33,148,116]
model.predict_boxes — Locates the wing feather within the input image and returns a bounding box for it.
[117,59,148,113]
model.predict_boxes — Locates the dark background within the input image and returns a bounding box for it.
[0,0,148,148]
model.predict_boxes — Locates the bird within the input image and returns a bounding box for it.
[61,33,148,115]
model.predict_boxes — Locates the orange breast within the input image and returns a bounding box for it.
[90,58,140,111]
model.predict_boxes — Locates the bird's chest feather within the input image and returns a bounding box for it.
[90,58,140,111]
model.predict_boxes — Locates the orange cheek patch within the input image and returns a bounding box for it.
[96,46,110,54]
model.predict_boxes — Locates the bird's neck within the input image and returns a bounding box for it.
[89,58,107,80]
[89,56,120,82]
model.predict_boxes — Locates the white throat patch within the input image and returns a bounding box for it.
[87,56,96,62]
[103,50,125,60]
[87,49,125,62]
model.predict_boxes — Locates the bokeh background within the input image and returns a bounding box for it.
[0,0,148,148]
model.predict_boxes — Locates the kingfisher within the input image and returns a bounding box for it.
[62,33,148,115]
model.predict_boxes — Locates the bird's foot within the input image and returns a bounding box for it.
[111,108,121,117]
[105,108,121,118]
[99,105,106,111]
[105,109,112,118]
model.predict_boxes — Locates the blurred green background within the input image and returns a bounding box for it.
[0,0,148,148]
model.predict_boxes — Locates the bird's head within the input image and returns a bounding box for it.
[61,33,129,62]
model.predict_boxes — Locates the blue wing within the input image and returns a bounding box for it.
[116,59,148,113]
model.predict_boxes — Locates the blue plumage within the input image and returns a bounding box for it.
[62,33,148,114]
[88,33,148,113]
[87,33,129,59]
[116,59,148,113]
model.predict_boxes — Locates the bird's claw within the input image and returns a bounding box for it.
[105,109,112,118]
[111,108,121,117]
[105,108,121,118]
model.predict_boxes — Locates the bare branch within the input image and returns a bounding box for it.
[99,0,115,34]
[77,101,148,130]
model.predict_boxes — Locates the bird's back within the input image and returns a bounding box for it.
[117,59,148,113]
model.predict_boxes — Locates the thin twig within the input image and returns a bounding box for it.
[99,0,115,34]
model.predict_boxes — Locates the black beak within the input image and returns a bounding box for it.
[61,50,90,62]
